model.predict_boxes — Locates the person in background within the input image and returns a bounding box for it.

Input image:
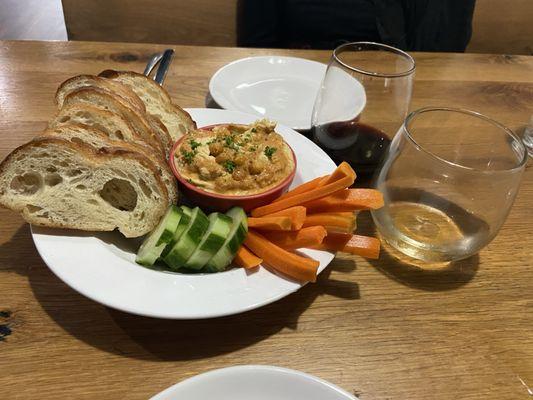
[237,0,476,52]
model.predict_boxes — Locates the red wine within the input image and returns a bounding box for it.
[311,120,391,175]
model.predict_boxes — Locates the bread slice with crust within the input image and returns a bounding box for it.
[62,87,166,156]
[56,75,146,113]
[41,123,178,205]
[50,103,146,147]
[145,113,174,155]
[57,77,173,155]
[99,70,196,141]
[0,137,168,237]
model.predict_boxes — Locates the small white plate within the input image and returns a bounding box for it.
[209,56,327,131]
[31,108,336,319]
[150,365,357,400]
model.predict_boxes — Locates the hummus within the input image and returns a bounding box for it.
[174,120,295,196]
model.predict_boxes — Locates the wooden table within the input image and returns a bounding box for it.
[0,40,532,400]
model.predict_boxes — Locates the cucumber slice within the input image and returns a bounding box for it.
[161,206,191,257]
[163,207,209,270]
[185,213,233,270]
[204,207,248,273]
[135,205,182,266]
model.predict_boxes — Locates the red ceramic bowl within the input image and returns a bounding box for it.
[169,124,297,212]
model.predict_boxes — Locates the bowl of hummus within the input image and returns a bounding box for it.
[170,119,297,211]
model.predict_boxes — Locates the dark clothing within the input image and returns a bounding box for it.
[237,0,475,52]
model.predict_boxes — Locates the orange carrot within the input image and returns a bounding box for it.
[247,216,292,231]
[274,175,326,202]
[303,212,356,233]
[251,162,356,217]
[263,206,307,230]
[303,189,384,213]
[274,162,357,203]
[318,162,356,186]
[262,226,327,249]
[312,232,380,259]
[244,230,319,282]
[233,246,263,269]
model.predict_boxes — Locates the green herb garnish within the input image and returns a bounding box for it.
[181,148,196,164]
[251,128,257,133]
[264,146,277,159]
[224,135,240,151]
[189,139,201,150]
[223,160,236,173]
[224,136,234,146]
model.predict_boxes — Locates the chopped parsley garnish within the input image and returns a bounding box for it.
[264,146,277,159]
[189,139,201,150]
[224,136,234,146]
[224,135,240,151]
[251,128,257,133]
[250,146,257,151]
[223,160,236,173]
[181,148,196,164]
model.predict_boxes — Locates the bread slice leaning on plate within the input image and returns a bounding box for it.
[50,103,146,147]
[0,137,169,237]
[41,123,178,205]
[55,75,147,114]
[99,70,196,141]
[57,77,173,155]
[62,87,167,157]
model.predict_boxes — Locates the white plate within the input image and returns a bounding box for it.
[150,365,357,400]
[31,108,336,319]
[209,56,327,131]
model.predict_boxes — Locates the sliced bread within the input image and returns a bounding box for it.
[57,76,173,155]
[0,137,168,237]
[62,87,166,156]
[50,103,146,147]
[99,70,196,140]
[55,75,146,114]
[41,123,178,204]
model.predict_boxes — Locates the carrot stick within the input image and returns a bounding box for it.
[303,212,356,233]
[233,246,263,269]
[247,216,292,231]
[262,226,327,249]
[263,206,307,230]
[274,162,357,203]
[318,162,356,186]
[251,162,356,217]
[311,232,380,259]
[274,175,326,202]
[303,189,384,213]
[244,230,319,282]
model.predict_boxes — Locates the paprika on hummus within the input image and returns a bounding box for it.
[174,120,295,196]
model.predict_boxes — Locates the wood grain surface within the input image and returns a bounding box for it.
[0,40,532,400]
[468,0,533,55]
[61,0,237,46]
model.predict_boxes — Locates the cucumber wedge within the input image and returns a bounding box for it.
[163,207,209,270]
[135,205,182,266]
[161,206,191,257]
[185,213,233,270]
[204,207,248,273]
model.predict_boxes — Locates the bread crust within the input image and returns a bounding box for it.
[41,122,178,204]
[63,87,166,156]
[56,75,146,113]
[99,70,197,137]
[0,137,169,237]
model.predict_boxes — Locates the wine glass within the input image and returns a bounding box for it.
[372,107,527,263]
[311,42,415,177]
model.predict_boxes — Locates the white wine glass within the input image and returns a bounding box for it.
[372,107,527,263]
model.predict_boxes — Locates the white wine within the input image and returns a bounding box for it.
[374,202,487,262]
